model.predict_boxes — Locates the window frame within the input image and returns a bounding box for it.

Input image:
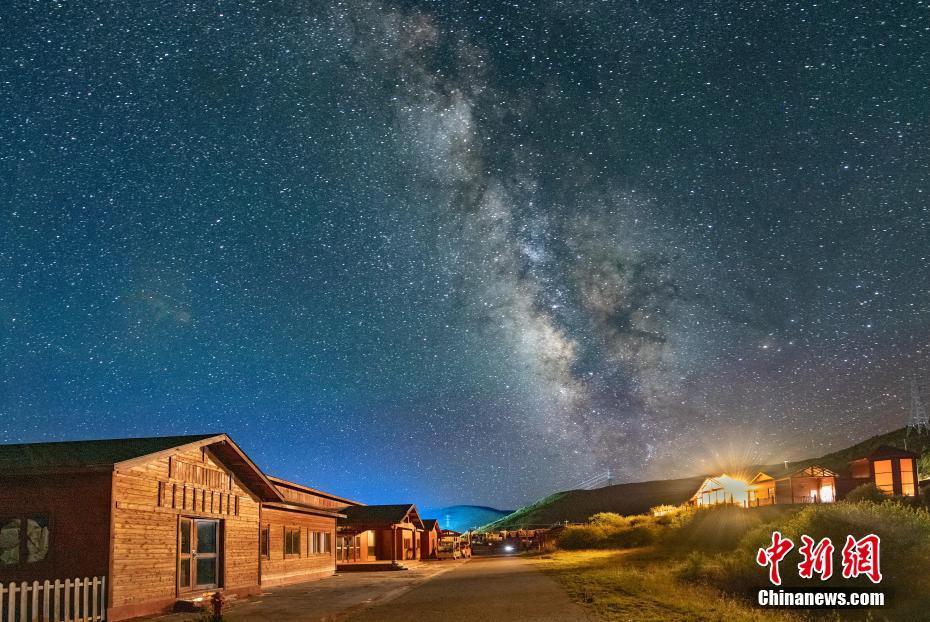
[0,513,51,567]
[873,459,894,495]
[284,526,301,558]
[260,525,270,559]
[900,458,916,496]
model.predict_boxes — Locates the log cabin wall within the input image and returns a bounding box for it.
[108,445,261,621]
[259,507,335,586]
[0,471,111,583]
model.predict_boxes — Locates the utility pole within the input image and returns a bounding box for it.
[907,376,929,439]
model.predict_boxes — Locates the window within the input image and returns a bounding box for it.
[0,516,49,566]
[901,459,916,496]
[284,527,301,557]
[873,460,894,494]
[260,526,270,559]
[367,531,375,558]
[324,532,332,554]
[0,519,21,565]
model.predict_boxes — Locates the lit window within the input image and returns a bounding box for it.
[901,459,916,496]
[873,460,894,494]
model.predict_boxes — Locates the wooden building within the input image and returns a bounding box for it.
[336,505,424,566]
[842,445,919,497]
[0,434,280,620]
[0,434,355,620]
[691,445,919,510]
[258,477,351,587]
[749,465,838,506]
[690,474,750,507]
[420,519,440,560]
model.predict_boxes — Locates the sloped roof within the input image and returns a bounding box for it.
[267,475,361,506]
[0,434,220,471]
[0,433,283,501]
[422,518,440,531]
[865,445,919,460]
[340,504,423,529]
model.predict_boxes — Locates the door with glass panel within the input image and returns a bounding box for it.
[178,518,221,592]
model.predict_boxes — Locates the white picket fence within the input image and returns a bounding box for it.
[0,577,106,622]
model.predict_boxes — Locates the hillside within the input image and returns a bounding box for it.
[481,475,707,531]
[483,426,930,531]
[421,505,512,532]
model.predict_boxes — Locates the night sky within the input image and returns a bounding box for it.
[1,1,928,509]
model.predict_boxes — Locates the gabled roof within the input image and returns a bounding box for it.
[749,472,775,484]
[790,465,837,478]
[0,434,220,472]
[340,504,424,530]
[267,475,362,506]
[0,433,283,502]
[262,501,346,519]
[862,445,919,461]
[422,518,440,531]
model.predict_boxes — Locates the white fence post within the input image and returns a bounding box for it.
[29,581,38,622]
[18,581,27,622]
[41,581,49,622]
[6,582,15,622]
[0,577,106,622]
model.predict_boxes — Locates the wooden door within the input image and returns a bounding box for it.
[178,518,221,592]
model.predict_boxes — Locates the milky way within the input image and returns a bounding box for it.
[1,2,928,508]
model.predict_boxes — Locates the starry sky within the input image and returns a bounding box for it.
[1,1,929,510]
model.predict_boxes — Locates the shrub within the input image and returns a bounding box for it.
[845,482,887,503]
[558,525,607,549]
[729,501,930,592]
[675,550,711,582]
[588,512,629,529]
[604,523,660,548]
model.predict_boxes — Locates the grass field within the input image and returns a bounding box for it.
[534,548,801,622]
[534,502,930,621]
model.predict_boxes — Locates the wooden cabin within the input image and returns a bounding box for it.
[692,446,919,511]
[258,477,351,587]
[0,434,279,620]
[843,445,919,497]
[420,519,441,560]
[689,474,750,507]
[754,465,838,505]
[0,434,354,620]
[336,505,424,566]
[692,466,838,509]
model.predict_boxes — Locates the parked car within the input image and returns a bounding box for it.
[436,541,461,560]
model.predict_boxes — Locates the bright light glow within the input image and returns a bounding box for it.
[504,545,514,552]
[819,485,834,503]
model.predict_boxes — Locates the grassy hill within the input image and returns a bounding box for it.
[481,475,707,531]
[483,426,930,531]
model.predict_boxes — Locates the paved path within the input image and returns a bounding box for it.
[144,562,459,622]
[143,556,591,621]
[345,556,593,622]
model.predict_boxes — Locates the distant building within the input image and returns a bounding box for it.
[336,504,425,566]
[420,518,441,560]
[690,445,919,509]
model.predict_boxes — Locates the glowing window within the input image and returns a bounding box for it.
[901,459,916,496]
[873,460,894,494]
